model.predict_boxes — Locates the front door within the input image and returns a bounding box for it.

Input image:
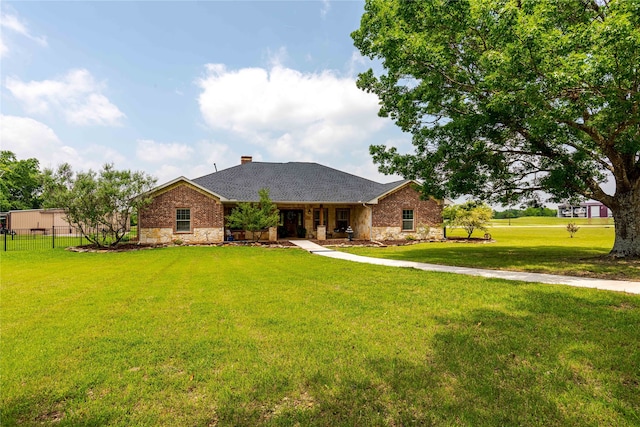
[282,210,303,237]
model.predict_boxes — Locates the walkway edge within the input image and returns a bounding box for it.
[289,240,640,294]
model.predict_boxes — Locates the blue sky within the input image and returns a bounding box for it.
[1,0,412,185]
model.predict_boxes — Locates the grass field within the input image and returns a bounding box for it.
[340,219,639,281]
[1,246,639,426]
[490,217,615,226]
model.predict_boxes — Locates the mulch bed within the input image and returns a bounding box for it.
[67,241,298,252]
[67,237,491,252]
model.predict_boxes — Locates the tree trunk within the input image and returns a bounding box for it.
[609,189,640,258]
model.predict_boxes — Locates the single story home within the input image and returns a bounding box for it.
[138,156,443,244]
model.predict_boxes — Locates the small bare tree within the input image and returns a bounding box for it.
[566,223,580,238]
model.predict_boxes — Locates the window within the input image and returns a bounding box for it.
[335,208,350,232]
[402,209,414,231]
[176,208,191,232]
[313,208,328,230]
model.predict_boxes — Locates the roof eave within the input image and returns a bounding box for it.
[146,176,229,201]
[368,179,418,203]
[222,200,381,205]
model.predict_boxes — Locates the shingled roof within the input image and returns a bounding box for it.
[191,161,410,203]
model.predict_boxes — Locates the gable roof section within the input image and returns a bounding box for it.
[192,162,410,203]
[147,176,227,201]
[367,180,423,204]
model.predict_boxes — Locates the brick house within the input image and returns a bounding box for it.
[138,157,443,244]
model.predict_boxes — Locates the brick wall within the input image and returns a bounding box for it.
[372,185,442,228]
[139,182,224,231]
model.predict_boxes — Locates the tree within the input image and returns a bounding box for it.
[0,151,43,211]
[566,222,580,238]
[443,201,493,239]
[42,163,156,247]
[352,0,640,257]
[226,188,280,241]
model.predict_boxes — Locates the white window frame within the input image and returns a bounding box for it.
[176,208,191,232]
[402,209,414,231]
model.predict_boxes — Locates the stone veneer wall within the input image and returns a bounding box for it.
[352,206,371,240]
[371,185,444,241]
[139,182,225,244]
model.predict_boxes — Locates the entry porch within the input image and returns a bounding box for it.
[223,203,370,241]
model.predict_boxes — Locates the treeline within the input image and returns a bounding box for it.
[493,207,557,219]
[0,151,43,212]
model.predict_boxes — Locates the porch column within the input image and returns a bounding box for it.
[317,225,326,241]
[268,226,277,242]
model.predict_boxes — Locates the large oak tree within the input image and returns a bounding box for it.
[352,0,640,257]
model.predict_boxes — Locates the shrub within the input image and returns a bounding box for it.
[566,223,579,238]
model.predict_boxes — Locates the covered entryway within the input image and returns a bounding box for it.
[280,209,304,238]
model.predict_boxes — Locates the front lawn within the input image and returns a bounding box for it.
[1,247,639,426]
[341,224,639,281]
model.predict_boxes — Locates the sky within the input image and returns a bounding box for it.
[0,0,417,186]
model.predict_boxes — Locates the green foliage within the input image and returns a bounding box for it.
[352,0,640,256]
[225,188,279,241]
[493,207,557,219]
[42,163,156,247]
[0,151,43,211]
[444,201,493,238]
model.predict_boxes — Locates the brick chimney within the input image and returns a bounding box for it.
[241,156,252,164]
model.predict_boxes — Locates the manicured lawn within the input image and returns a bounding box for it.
[341,222,640,281]
[491,217,615,226]
[1,246,639,426]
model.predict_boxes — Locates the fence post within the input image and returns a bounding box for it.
[52,226,55,249]
[3,229,6,252]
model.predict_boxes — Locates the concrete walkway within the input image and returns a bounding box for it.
[290,240,640,295]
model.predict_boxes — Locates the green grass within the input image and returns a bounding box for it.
[0,230,136,251]
[1,247,639,426]
[341,223,640,281]
[491,217,614,226]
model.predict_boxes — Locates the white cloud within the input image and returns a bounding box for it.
[0,12,47,46]
[152,164,184,185]
[0,115,130,173]
[194,140,235,170]
[5,69,125,126]
[136,139,194,163]
[0,37,8,57]
[0,11,47,57]
[0,115,79,167]
[347,50,367,78]
[137,139,247,183]
[82,145,127,166]
[320,0,331,18]
[197,62,387,164]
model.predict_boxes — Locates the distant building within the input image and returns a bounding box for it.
[3,208,129,234]
[4,208,78,233]
[557,201,611,218]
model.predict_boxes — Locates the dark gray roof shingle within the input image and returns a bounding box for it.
[192,162,408,203]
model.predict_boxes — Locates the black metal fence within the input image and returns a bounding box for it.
[1,226,135,251]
